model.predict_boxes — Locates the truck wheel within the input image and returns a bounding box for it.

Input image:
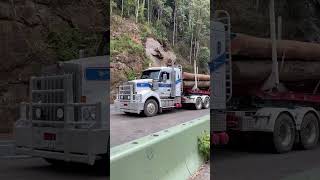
[143,99,158,117]
[194,97,203,110]
[300,113,319,150]
[273,113,295,153]
[202,97,210,109]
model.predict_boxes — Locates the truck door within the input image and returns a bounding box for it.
[159,71,171,98]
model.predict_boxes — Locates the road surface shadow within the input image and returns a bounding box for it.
[18,159,108,178]
[113,108,206,118]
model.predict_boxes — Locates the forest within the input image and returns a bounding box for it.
[110,0,210,73]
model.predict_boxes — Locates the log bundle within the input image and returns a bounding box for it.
[232,33,320,61]
[183,81,210,88]
[183,72,210,81]
[182,72,210,89]
[229,33,320,92]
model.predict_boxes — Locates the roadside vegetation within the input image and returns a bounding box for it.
[198,131,210,161]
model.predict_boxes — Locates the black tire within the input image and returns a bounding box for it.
[202,97,210,109]
[273,113,295,153]
[143,99,158,117]
[194,97,203,110]
[300,113,319,150]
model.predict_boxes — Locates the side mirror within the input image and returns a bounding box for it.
[152,80,159,90]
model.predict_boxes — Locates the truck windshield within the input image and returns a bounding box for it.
[141,70,160,80]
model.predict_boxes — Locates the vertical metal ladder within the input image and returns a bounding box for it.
[214,10,232,102]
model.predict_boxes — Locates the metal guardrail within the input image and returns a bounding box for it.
[110,115,210,180]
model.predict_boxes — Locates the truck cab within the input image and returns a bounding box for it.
[15,56,109,165]
[115,66,183,117]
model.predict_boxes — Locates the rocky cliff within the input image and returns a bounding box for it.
[0,0,107,133]
[216,0,320,42]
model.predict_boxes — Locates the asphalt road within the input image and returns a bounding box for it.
[212,145,320,180]
[110,105,209,147]
[0,157,107,180]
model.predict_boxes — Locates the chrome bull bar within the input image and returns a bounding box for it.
[16,102,102,165]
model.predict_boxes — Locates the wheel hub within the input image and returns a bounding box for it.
[147,103,156,114]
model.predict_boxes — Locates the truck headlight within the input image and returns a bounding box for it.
[56,108,64,119]
[35,108,41,119]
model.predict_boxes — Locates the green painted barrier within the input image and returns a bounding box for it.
[110,115,210,180]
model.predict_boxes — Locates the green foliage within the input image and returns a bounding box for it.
[47,28,99,61]
[140,23,153,40]
[126,69,137,81]
[198,47,210,73]
[152,22,168,42]
[111,0,210,73]
[143,57,152,69]
[111,34,144,56]
[198,130,210,161]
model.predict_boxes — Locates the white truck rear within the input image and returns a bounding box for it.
[15,56,109,165]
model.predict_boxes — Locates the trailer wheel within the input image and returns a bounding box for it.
[300,113,319,150]
[143,99,158,117]
[202,97,210,109]
[194,97,203,110]
[273,113,295,153]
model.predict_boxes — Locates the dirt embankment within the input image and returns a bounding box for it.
[110,15,177,100]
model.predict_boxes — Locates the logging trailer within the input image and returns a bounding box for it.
[211,10,320,153]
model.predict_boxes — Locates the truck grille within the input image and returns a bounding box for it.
[30,75,72,122]
[118,84,134,100]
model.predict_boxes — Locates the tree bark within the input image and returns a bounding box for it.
[189,30,193,64]
[121,0,124,17]
[136,0,140,23]
[172,0,176,46]
[147,0,150,23]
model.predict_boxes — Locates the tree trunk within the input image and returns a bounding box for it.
[147,0,150,24]
[121,0,124,17]
[193,38,197,60]
[142,0,146,21]
[172,0,176,46]
[196,41,200,60]
[189,31,193,64]
[136,0,140,23]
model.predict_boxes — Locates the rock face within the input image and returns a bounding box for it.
[0,0,107,133]
[216,0,320,42]
[145,37,176,66]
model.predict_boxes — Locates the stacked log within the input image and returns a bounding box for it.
[183,72,210,81]
[232,33,320,61]
[229,33,320,91]
[182,72,210,88]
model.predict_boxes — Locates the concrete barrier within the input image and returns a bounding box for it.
[110,115,210,180]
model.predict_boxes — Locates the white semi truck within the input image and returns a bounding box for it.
[15,56,109,165]
[115,65,210,117]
